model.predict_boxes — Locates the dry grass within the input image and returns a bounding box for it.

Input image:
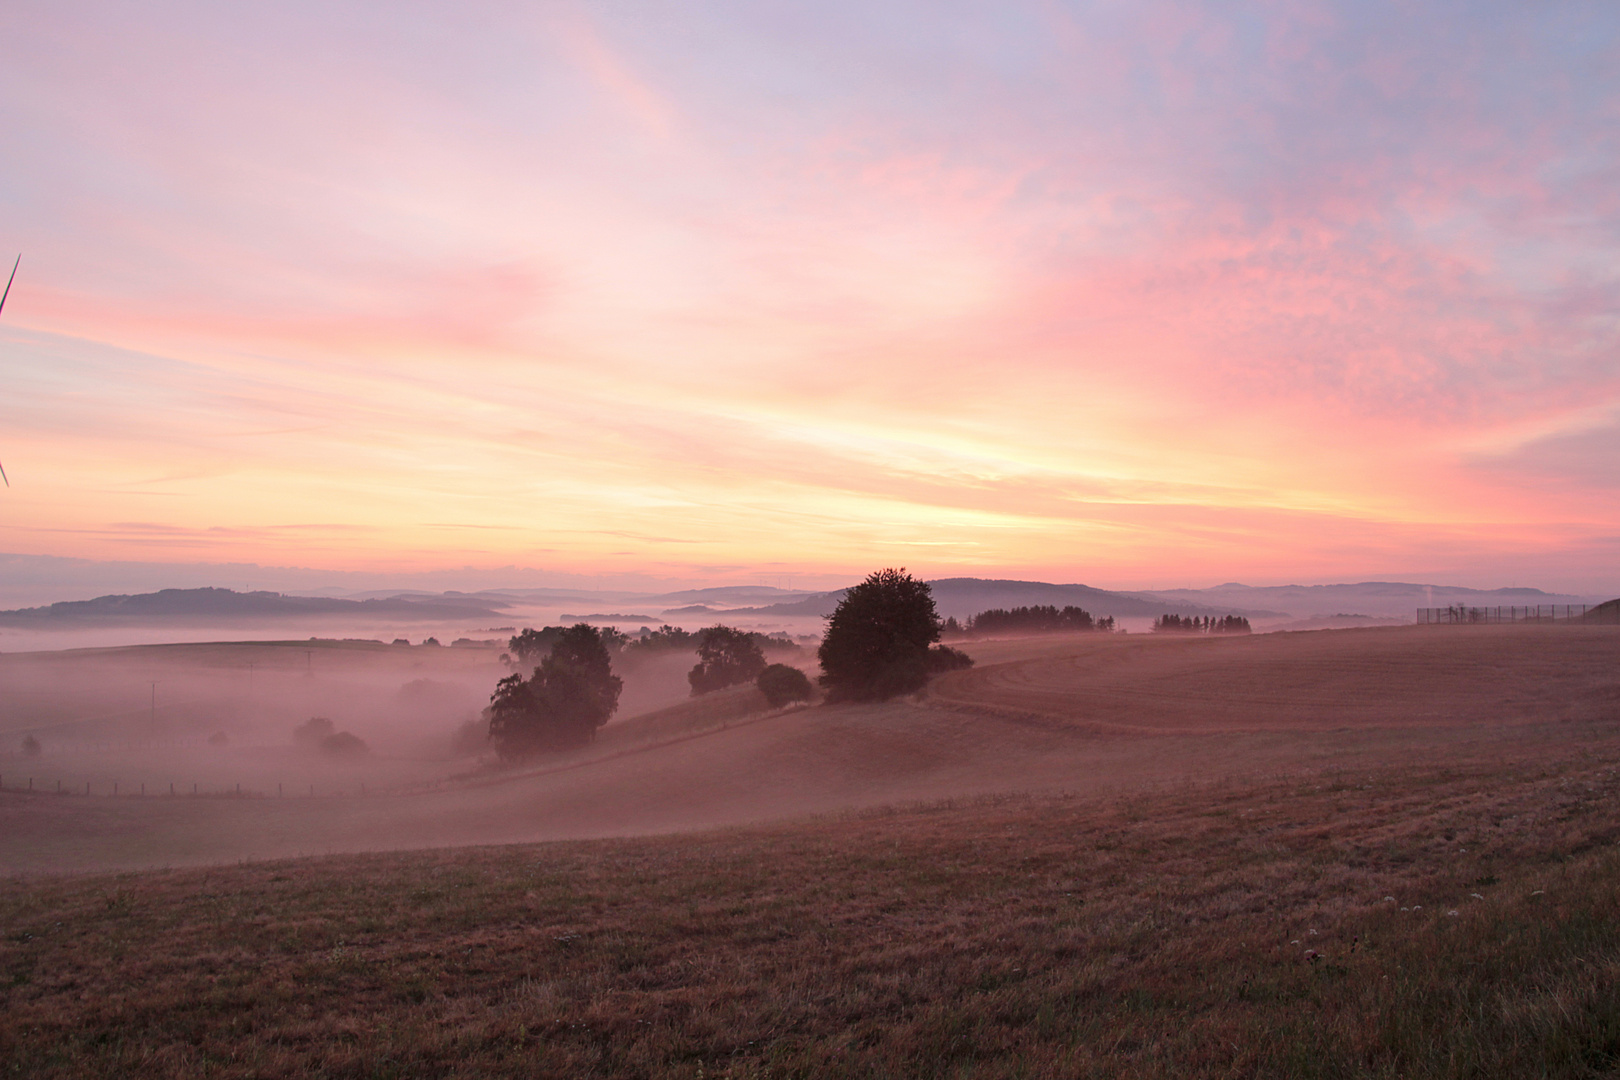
[4,624,1618,1075]
[4,731,1619,1078]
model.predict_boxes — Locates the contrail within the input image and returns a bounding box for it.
[0,254,15,486]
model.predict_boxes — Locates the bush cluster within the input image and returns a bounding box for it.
[756,663,814,707]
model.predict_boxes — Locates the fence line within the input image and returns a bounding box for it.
[1415,604,1591,625]
[0,775,450,799]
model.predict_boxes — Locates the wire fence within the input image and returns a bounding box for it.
[0,775,448,799]
[1415,604,1594,625]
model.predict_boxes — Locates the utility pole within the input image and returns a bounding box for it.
[150,682,157,730]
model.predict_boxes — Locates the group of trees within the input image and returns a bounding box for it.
[489,624,623,757]
[505,623,798,668]
[685,624,816,706]
[486,570,971,758]
[942,605,1116,638]
[507,625,628,666]
[1152,614,1252,635]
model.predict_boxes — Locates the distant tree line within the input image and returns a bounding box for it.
[507,625,629,666]
[940,605,1116,638]
[506,623,799,666]
[1151,614,1252,635]
[488,575,973,756]
[627,624,800,656]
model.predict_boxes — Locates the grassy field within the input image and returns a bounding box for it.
[4,731,1620,1075]
[2,624,1618,1076]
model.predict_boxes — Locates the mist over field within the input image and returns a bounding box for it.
[5,0,1620,1071]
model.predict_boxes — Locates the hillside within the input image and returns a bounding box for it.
[5,623,1618,874]
[693,577,1278,620]
[1141,580,1600,620]
[0,587,508,626]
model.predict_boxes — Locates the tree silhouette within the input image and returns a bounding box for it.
[818,568,967,701]
[688,625,769,695]
[489,624,623,758]
[757,663,813,707]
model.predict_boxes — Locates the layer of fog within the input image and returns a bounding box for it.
[0,633,758,801]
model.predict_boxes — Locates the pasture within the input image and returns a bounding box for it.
[2,623,1618,1076]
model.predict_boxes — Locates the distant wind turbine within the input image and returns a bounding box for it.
[0,253,16,487]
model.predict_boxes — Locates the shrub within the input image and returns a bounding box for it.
[319,731,368,758]
[927,645,975,673]
[20,734,40,757]
[757,664,814,707]
[293,717,336,746]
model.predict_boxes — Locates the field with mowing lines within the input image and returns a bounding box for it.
[2,623,1618,1076]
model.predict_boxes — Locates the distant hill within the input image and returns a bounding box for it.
[922,578,1275,620]
[1140,581,1600,621]
[1582,599,1620,624]
[0,587,508,626]
[694,578,1275,620]
[641,585,818,607]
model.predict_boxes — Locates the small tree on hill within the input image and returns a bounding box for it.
[488,624,623,758]
[757,663,814,707]
[818,568,968,701]
[688,625,768,695]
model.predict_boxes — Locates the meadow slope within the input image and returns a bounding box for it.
[2,624,1616,873]
[2,623,1619,1077]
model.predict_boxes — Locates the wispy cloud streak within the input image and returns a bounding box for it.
[0,0,1616,591]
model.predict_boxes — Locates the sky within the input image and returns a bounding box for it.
[1,0,1617,597]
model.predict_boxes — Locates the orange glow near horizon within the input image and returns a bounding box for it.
[1,2,1617,595]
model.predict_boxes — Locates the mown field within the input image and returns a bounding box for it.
[4,727,1619,1077]
[2,623,1618,1076]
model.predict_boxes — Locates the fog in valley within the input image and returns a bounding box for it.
[0,629,743,803]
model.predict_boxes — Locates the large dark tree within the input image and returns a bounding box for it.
[818,568,969,701]
[488,624,623,758]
